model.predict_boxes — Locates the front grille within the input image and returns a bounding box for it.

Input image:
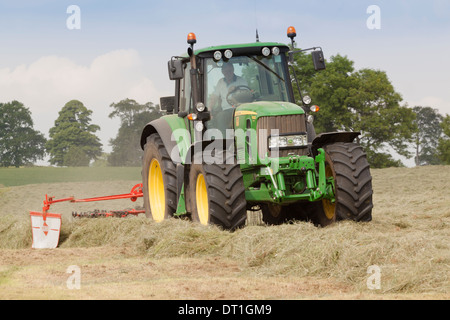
[257,114,308,158]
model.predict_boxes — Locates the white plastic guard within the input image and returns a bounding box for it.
[30,212,62,249]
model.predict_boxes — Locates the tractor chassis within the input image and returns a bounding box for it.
[173,148,335,217]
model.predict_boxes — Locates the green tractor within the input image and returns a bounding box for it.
[140,27,373,230]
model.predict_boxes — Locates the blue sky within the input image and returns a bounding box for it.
[1,0,449,165]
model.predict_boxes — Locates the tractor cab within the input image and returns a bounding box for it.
[204,45,294,133]
[168,42,295,135]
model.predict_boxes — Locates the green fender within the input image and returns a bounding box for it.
[140,115,191,165]
[311,131,361,155]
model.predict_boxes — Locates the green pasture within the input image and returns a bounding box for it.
[0,167,141,187]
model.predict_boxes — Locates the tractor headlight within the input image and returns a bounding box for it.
[195,121,204,132]
[224,49,233,59]
[213,51,222,61]
[272,47,280,56]
[268,134,308,149]
[196,102,206,112]
[302,95,312,105]
[262,47,271,57]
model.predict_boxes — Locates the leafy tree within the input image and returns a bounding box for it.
[308,54,357,133]
[108,98,149,127]
[364,150,404,169]
[108,99,163,166]
[345,69,416,163]
[291,52,416,168]
[63,146,90,167]
[91,152,110,167]
[412,106,443,166]
[0,101,46,167]
[46,100,102,166]
[438,115,450,164]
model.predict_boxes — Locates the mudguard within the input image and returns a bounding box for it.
[140,118,187,164]
[183,139,235,165]
[311,131,360,154]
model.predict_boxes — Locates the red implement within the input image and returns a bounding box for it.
[42,183,143,211]
[30,183,144,248]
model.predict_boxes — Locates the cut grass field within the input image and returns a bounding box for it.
[0,165,449,299]
[0,166,141,187]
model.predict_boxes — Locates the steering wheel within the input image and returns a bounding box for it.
[226,85,254,106]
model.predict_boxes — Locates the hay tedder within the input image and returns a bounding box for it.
[30,184,144,248]
[31,26,373,249]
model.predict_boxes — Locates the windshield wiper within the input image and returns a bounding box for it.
[248,56,284,82]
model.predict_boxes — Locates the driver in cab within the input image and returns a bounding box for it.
[209,62,248,111]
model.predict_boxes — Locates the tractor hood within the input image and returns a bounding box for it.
[234,101,305,118]
[232,100,308,164]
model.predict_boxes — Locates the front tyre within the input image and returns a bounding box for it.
[188,162,247,230]
[314,142,373,223]
[142,133,177,222]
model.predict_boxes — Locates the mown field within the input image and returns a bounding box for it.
[0,165,449,300]
[0,166,141,187]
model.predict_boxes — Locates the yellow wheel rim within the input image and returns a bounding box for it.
[196,173,209,225]
[322,164,336,220]
[148,158,165,222]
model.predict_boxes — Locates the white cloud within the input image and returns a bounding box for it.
[0,49,160,154]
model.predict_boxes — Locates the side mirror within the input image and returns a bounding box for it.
[160,96,175,113]
[312,50,326,71]
[168,58,184,80]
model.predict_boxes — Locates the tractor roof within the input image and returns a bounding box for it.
[195,42,289,54]
[181,42,289,58]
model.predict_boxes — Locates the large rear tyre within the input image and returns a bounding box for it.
[188,162,247,230]
[310,142,373,224]
[142,133,177,222]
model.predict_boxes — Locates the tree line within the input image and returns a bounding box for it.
[0,99,163,167]
[1,50,450,168]
[290,51,450,167]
